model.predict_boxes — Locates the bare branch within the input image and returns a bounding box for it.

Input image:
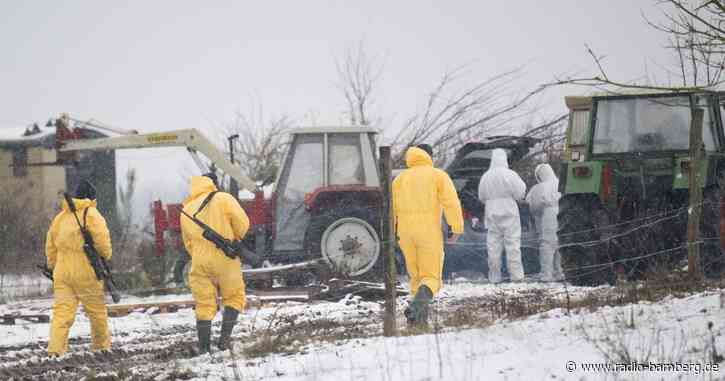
[335,41,384,126]
[586,44,609,81]
[391,65,563,164]
[215,101,292,185]
[641,0,725,88]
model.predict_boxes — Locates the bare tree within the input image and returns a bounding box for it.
[512,116,569,184]
[647,0,725,88]
[335,41,384,126]
[218,102,292,186]
[113,168,138,268]
[555,1,725,91]
[0,180,48,275]
[390,65,567,165]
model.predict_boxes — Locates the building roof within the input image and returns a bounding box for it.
[0,124,110,149]
[0,124,55,148]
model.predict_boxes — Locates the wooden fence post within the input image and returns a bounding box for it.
[379,146,397,336]
[687,107,705,280]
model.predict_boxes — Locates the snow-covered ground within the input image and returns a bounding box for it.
[1,281,724,380]
[0,274,52,302]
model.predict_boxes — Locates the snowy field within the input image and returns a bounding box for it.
[1,280,724,380]
[0,274,52,302]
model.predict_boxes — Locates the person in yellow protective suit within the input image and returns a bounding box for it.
[46,180,112,356]
[180,173,250,354]
[392,146,464,327]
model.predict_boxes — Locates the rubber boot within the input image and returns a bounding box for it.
[196,320,212,355]
[217,307,239,350]
[406,285,433,328]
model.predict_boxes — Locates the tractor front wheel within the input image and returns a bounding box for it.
[305,207,381,279]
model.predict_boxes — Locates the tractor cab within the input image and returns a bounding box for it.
[559,91,725,285]
[563,92,725,204]
[272,127,382,276]
[565,93,723,162]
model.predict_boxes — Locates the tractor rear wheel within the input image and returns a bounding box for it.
[305,207,381,279]
[558,195,615,286]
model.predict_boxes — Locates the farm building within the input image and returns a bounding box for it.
[0,123,118,221]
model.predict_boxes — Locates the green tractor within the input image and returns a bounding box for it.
[558,92,725,285]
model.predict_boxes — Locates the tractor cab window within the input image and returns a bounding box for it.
[274,134,323,252]
[283,135,324,196]
[569,110,590,146]
[696,95,716,151]
[328,134,364,185]
[592,96,715,154]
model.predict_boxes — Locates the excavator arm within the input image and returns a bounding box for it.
[59,129,257,191]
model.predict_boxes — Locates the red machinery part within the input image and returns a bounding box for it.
[240,190,270,227]
[155,193,271,256]
[54,122,84,163]
[166,204,182,232]
[463,210,473,221]
[253,190,266,225]
[601,163,612,203]
[303,185,381,213]
[152,200,168,257]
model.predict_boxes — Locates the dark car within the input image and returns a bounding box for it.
[394,136,542,280]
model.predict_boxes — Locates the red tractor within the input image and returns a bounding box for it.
[59,125,384,284]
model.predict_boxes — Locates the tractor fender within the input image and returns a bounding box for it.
[304,185,382,215]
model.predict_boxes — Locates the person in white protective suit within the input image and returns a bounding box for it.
[478,149,527,283]
[525,163,565,282]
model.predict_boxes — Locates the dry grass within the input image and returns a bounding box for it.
[242,316,375,359]
[428,277,725,334]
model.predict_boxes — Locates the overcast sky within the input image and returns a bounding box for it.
[0,1,675,213]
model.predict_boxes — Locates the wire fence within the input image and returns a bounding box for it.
[1,198,722,301]
[0,197,711,376]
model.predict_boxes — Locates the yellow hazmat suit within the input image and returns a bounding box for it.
[181,176,250,321]
[392,147,464,296]
[46,198,112,355]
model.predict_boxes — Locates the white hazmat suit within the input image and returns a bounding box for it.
[478,149,527,282]
[526,163,564,282]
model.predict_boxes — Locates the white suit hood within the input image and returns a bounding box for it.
[490,148,509,169]
[479,148,527,282]
[526,163,563,281]
[535,163,557,183]
[526,163,560,212]
[477,148,526,219]
[478,149,526,205]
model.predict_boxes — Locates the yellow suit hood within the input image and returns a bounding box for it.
[405,147,433,168]
[394,145,464,297]
[180,175,250,319]
[62,198,96,212]
[46,195,112,355]
[185,176,219,204]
